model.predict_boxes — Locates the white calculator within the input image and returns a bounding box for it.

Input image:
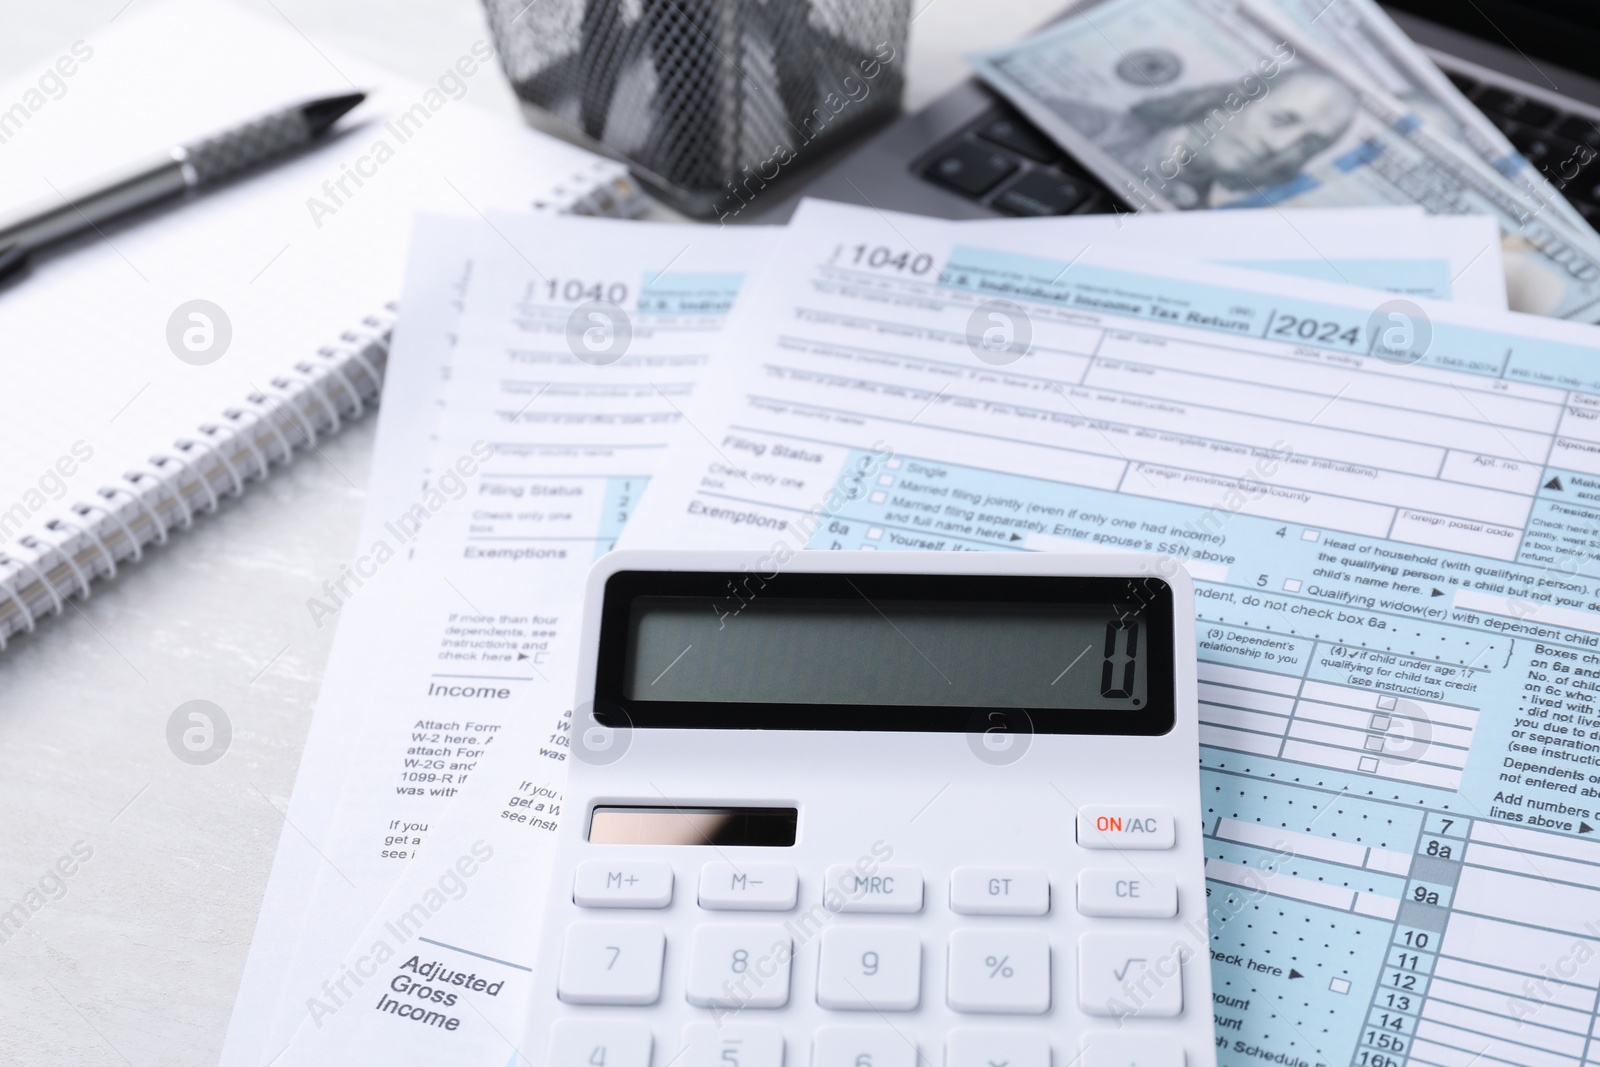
[531,550,1214,1067]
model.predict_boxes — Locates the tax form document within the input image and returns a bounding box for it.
[413,207,1501,568]
[613,199,1600,1067]
[982,207,1507,307]
[223,217,493,1067]
[409,215,778,562]
[246,218,773,1061]
[262,209,1512,1067]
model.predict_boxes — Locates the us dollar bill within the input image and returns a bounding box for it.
[1272,0,1594,235]
[969,0,1600,321]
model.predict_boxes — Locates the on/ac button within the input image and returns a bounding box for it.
[1076,806,1175,850]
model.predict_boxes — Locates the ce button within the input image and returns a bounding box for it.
[1076,869,1178,918]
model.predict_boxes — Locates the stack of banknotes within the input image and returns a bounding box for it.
[970,0,1600,320]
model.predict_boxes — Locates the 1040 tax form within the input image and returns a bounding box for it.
[240,204,1517,1067]
[616,200,1600,1067]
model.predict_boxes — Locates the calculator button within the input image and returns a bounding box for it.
[549,1019,653,1067]
[950,868,1050,916]
[947,1028,1051,1067]
[1080,1032,1185,1067]
[557,921,665,1005]
[574,860,674,908]
[824,864,923,913]
[699,862,798,911]
[685,924,792,1008]
[1077,869,1177,918]
[1077,932,1183,1018]
[813,1026,917,1067]
[679,1022,785,1067]
[816,925,922,1011]
[946,929,1050,1014]
[1076,806,1175,850]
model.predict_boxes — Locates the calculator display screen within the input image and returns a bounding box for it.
[626,598,1145,709]
[588,806,798,846]
[595,571,1176,735]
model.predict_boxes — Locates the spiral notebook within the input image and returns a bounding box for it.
[0,0,641,648]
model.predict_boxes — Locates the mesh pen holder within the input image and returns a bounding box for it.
[482,0,909,219]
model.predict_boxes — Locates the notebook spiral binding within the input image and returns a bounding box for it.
[0,309,397,650]
[0,169,644,651]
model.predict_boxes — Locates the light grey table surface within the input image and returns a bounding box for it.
[0,1,1054,1064]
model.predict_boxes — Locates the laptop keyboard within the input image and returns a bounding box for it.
[1444,69,1600,226]
[915,102,1117,216]
[916,77,1600,226]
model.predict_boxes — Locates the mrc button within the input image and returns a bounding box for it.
[1076,806,1175,850]
[824,864,924,913]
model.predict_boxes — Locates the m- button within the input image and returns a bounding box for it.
[1076,806,1175,850]
[825,864,924,913]
[698,861,798,911]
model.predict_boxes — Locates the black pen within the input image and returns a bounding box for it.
[0,92,365,284]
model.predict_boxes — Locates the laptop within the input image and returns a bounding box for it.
[775,0,1600,226]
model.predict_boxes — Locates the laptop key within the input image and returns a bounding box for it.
[1508,126,1584,173]
[993,170,1093,216]
[1555,114,1600,150]
[1443,69,1479,97]
[1074,192,1118,215]
[923,142,1020,198]
[1477,87,1559,128]
[978,115,1063,164]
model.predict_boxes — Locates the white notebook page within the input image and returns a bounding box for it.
[0,0,625,553]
